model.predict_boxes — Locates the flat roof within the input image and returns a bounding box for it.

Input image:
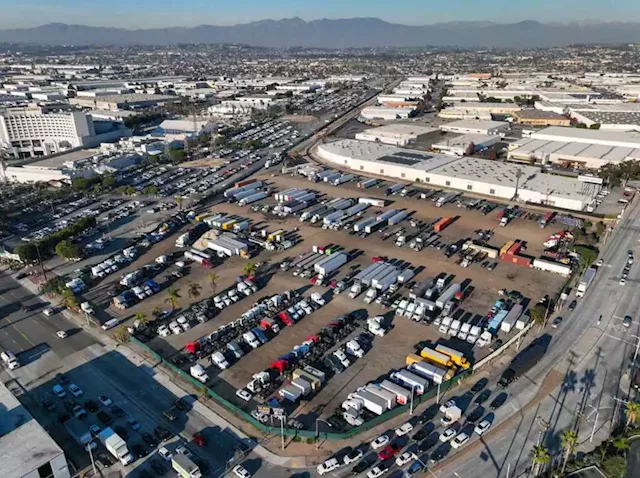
[357,124,438,138]
[0,382,65,478]
[510,137,639,163]
[573,110,640,126]
[440,119,509,130]
[80,93,176,103]
[532,126,640,146]
[88,109,138,118]
[444,102,521,110]
[433,133,499,149]
[513,110,568,120]
[27,149,100,168]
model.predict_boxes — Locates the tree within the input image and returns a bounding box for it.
[573,245,599,271]
[55,240,82,260]
[61,289,79,310]
[576,123,588,129]
[188,282,202,299]
[560,430,579,473]
[15,243,39,263]
[530,303,547,328]
[611,436,629,456]
[142,185,158,195]
[102,175,116,189]
[152,306,162,319]
[589,123,601,130]
[113,325,131,343]
[174,195,184,211]
[208,273,219,294]
[166,287,180,311]
[531,445,550,476]
[134,312,149,327]
[595,221,606,236]
[243,262,257,278]
[625,401,640,430]
[169,149,187,163]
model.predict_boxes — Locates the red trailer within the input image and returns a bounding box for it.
[278,311,294,326]
[184,342,200,354]
[270,360,289,375]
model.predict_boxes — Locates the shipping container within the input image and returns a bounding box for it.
[433,216,454,232]
[501,253,532,267]
[507,241,522,256]
[500,241,515,257]
[532,258,572,276]
[405,354,423,366]
[235,178,260,188]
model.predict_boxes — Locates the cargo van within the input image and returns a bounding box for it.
[1,350,19,370]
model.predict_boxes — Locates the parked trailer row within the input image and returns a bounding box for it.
[239,191,267,206]
[358,178,378,189]
[359,198,386,207]
[388,210,408,226]
[224,181,263,198]
[314,252,348,276]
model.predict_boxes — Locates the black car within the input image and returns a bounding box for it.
[429,445,447,463]
[57,413,70,423]
[173,398,186,411]
[490,393,508,410]
[150,459,167,475]
[97,411,112,425]
[84,400,98,412]
[154,426,171,441]
[56,373,69,385]
[351,456,375,475]
[466,406,484,423]
[43,398,56,412]
[417,434,439,453]
[131,443,148,459]
[163,409,177,422]
[97,452,116,467]
[568,300,577,311]
[111,405,125,417]
[475,389,491,404]
[471,378,488,394]
[412,425,431,442]
[417,405,438,424]
[142,432,158,447]
[139,471,154,478]
[114,426,128,440]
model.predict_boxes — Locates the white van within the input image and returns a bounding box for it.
[1,351,20,370]
[210,352,230,370]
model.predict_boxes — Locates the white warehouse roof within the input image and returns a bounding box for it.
[531,126,640,149]
[440,119,509,133]
[356,124,437,141]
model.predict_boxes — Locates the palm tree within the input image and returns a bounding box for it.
[625,401,640,430]
[113,325,131,343]
[188,282,202,299]
[612,436,629,457]
[560,430,579,474]
[243,262,257,278]
[134,312,149,327]
[208,273,219,294]
[174,195,183,211]
[166,287,180,311]
[531,445,550,476]
[152,306,162,319]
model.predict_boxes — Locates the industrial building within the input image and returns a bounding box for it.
[438,102,521,120]
[431,134,502,157]
[376,94,421,108]
[355,124,437,146]
[156,119,217,142]
[567,104,640,132]
[317,139,597,211]
[360,106,415,121]
[70,93,179,111]
[439,119,510,135]
[0,382,71,478]
[511,110,571,127]
[0,107,131,158]
[507,126,640,168]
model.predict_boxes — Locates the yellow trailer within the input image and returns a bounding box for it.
[500,241,515,257]
[267,229,286,243]
[221,220,237,231]
[419,347,455,368]
[405,354,423,366]
[435,344,470,369]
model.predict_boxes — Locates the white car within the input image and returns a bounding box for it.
[439,427,458,442]
[367,465,388,478]
[474,419,492,436]
[343,449,364,465]
[371,434,390,449]
[317,458,340,475]
[620,278,626,286]
[176,445,192,458]
[169,321,182,335]
[233,465,252,478]
[451,432,470,449]
[333,349,351,368]
[596,259,604,267]
[98,395,112,406]
[43,308,55,317]
[236,389,252,402]
[89,424,101,436]
[68,384,83,397]
[439,399,457,415]
[52,384,66,398]
[311,292,326,306]
[158,446,173,461]
[56,330,68,339]
[395,451,415,467]
[395,422,414,436]
[158,325,170,337]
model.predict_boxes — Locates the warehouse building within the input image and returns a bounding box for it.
[317,139,596,211]
[0,382,71,478]
[511,110,571,127]
[376,94,421,107]
[438,102,521,120]
[529,126,640,149]
[355,124,437,146]
[360,106,416,121]
[431,133,502,157]
[70,93,179,111]
[440,119,510,135]
[567,104,640,132]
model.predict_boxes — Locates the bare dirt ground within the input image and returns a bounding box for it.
[282,114,317,123]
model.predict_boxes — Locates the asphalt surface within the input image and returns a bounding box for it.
[0,271,95,361]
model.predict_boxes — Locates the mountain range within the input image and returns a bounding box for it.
[1,18,640,49]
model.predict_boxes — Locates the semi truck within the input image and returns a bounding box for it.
[436,283,461,309]
[434,345,470,369]
[359,198,386,207]
[314,252,348,276]
[385,184,405,196]
[98,427,134,465]
[498,342,546,387]
[380,379,412,405]
[576,266,597,298]
[390,370,428,395]
[500,304,524,333]
[409,361,454,384]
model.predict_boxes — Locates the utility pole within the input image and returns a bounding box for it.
[34,242,47,282]
[410,384,416,415]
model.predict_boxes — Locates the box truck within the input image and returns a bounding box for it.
[99,427,134,465]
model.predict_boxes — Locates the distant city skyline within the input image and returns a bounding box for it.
[0,0,638,29]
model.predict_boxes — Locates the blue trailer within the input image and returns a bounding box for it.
[488,309,509,334]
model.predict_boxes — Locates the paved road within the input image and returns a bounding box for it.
[0,271,95,361]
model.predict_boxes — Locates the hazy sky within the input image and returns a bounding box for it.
[0,0,637,29]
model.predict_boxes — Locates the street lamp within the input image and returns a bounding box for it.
[315,418,332,450]
[587,403,600,443]
[87,439,97,475]
[410,383,416,415]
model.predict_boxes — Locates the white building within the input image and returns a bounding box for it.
[440,119,510,135]
[316,139,596,211]
[431,134,502,157]
[567,104,640,132]
[0,381,71,478]
[355,124,437,146]
[438,102,521,120]
[0,108,95,158]
[360,106,415,121]
[529,126,640,149]
[158,119,216,143]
